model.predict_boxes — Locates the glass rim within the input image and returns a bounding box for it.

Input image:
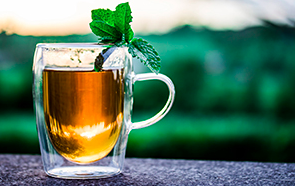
[36,43,118,49]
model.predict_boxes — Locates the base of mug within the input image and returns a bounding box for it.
[46,166,121,179]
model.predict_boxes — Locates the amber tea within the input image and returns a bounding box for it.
[42,68,124,164]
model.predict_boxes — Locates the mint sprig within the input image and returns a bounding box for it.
[89,2,160,73]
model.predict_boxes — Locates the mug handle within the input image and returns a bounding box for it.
[130,73,175,130]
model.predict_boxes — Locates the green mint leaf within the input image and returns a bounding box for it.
[128,38,161,74]
[114,2,133,42]
[89,20,122,40]
[90,8,122,43]
[91,8,115,26]
[125,27,134,43]
[90,2,161,74]
[97,36,118,44]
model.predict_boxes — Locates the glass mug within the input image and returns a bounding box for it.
[32,43,175,179]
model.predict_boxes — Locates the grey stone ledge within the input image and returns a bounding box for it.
[0,154,295,185]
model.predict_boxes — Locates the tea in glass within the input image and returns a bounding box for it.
[43,68,124,163]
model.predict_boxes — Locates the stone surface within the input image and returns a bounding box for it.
[0,154,295,185]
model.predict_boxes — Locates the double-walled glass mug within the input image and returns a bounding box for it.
[32,43,175,179]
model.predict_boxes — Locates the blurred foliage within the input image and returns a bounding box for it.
[0,22,295,162]
[140,23,295,119]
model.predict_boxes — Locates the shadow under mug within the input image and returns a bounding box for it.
[32,43,175,179]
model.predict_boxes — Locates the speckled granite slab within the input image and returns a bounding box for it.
[0,154,295,185]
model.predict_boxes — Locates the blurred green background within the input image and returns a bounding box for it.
[1,21,295,162]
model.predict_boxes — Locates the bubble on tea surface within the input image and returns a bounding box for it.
[43,46,101,68]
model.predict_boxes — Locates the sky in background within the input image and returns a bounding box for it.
[0,0,295,36]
